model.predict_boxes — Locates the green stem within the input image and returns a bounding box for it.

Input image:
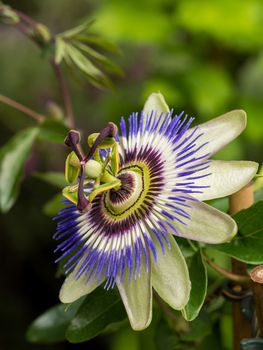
[0,94,45,122]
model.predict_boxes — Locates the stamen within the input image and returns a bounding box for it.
[64,123,118,213]
[84,122,118,162]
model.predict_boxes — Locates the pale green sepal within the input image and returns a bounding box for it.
[59,262,105,304]
[168,196,238,244]
[152,234,191,310]
[65,151,80,184]
[143,92,170,117]
[62,186,78,204]
[186,109,247,155]
[116,259,152,331]
[192,160,259,201]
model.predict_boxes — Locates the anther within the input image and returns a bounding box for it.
[84,122,118,162]
[107,122,118,137]
[64,130,80,147]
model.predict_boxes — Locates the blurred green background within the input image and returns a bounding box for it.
[0,0,262,349]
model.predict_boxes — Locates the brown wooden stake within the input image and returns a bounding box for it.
[230,183,254,350]
[250,266,263,337]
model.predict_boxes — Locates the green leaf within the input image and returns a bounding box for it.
[0,127,39,213]
[211,201,263,264]
[212,237,263,264]
[39,119,69,144]
[76,35,122,54]
[54,37,66,64]
[64,43,112,89]
[66,286,127,343]
[232,201,263,237]
[65,44,103,78]
[59,19,94,39]
[34,172,67,188]
[74,42,123,76]
[182,250,207,321]
[55,21,122,89]
[26,299,83,344]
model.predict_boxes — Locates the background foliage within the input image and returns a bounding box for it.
[0,0,263,349]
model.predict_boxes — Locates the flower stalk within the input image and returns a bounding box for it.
[203,252,250,284]
[50,58,75,129]
[0,94,45,122]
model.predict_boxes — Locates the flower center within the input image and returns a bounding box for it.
[109,172,136,204]
[103,165,147,218]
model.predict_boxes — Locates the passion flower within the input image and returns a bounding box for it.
[54,93,258,330]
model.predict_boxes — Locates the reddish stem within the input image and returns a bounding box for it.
[230,183,254,350]
[0,94,45,122]
[51,59,75,129]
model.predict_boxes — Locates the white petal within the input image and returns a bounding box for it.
[186,110,246,155]
[152,234,191,310]
[192,160,258,201]
[168,197,237,243]
[116,260,152,331]
[59,261,105,304]
[143,92,170,116]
